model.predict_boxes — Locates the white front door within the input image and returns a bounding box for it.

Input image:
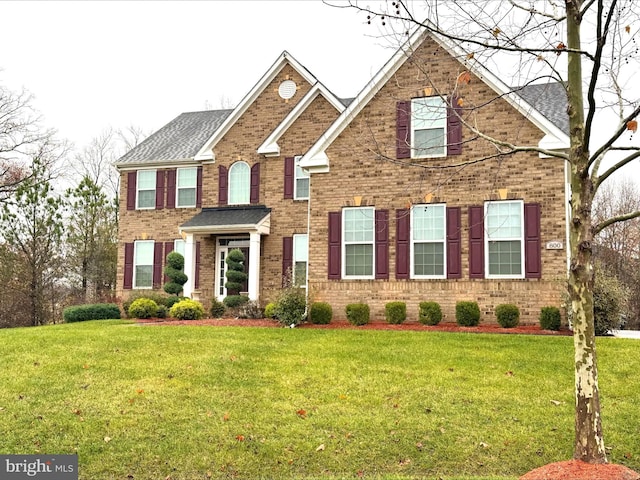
[215,238,250,300]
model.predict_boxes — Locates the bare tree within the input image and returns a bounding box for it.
[336,0,640,465]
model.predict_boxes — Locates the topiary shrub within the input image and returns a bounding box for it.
[128,298,159,319]
[274,286,307,326]
[223,295,249,308]
[63,303,121,323]
[540,306,561,331]
[495,304,520,328]
[385,301,406,324]
[225,249,247,295]
[456,301,480,326]
[309,302,332,325]
[346,303,370,326]
[169,299,205,320]
[210,298,226,318]
[418,301,442,325]
[264,302,277,319]
[163,295,182,309]
[163,252,187,296]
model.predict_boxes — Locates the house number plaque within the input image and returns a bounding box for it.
[546,241,564,250]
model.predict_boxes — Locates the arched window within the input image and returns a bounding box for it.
[229,162,250,205]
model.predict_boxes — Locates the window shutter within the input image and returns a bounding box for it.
[468,206,485,278]
[284,157,294,199]
[153,242,163,288]
[166,169,176,209]
[218,165,228,205]
[196,166,203,208]
[446,207,462,279]
[124,242,134,289]
[375,209,389,279]
[447,96,463,155]
[126,172,137,210]
[250,163,260,204]
[328,211,342,280]
[282,236,293,286]
[524,203,542,279]
[155,170,165,210]
[395,209,410,279]
[195,241,201,289]
[396,101,411,159]
[163,241,174,283]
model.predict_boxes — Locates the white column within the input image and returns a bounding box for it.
[183,233,196,298]
[248,232,261,301]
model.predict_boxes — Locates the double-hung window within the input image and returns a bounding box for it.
[136,170,156,209]
[343,207,374,278]
[176,168,197,207]
[229,162,250,205]
[133,240,154,288]
[174,239,185,257]
[293,234,308,287]
[294,155,309,200]
[411,204,446,278]
[485,200,525,278]
[412,97,446,158]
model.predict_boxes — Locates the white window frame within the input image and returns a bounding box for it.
[484,200,525,279]
[410,203,446,279]
[174,239,185,257]
[411,96,447,159]
[228,161,250,205]
[342,206,375,280]
[176,167,197,208]
[133,240,154,289]
[293,234,308,288]
[294,155,310,200]
[136,170,157,210]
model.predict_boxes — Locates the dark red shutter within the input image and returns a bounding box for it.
[155,170,165,210]
[396,101,411,159]
[468,206,485,278]
[166,169,176,209]
[126,172,137,210]
[284,156,294,199]
[282,236,293,286]
[446,207,462,279]
[153,242,163,288]
[395,209,410,279]
[524,203,542,279]
[375,210,389,279]
[163,241,174,283]
[196,166,203,208]
[195,241,201,289]
[328,212,342,280]
[124,243,134,289]
[447,96,463,155]
[250,163,260,204]
[218,165,228,205]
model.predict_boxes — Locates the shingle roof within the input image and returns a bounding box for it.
[181,206,271,229]
[515,82,569,134]
[115,109,232,166]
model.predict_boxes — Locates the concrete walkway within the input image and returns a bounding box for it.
[613,330,640,339]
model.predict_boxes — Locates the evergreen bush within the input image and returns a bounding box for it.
[495,304,520,328]
[128,298,159,319]
[385,301,406,324]
[63,303,121,323]
[169,299,205,320]
[418,301,442,325]
[225,249,246,295]
[264,302,277,319]
[273,286,307,326]
[223,295,249,308]
[540,306,561,331]
[163,252,187,296]
[210,298,226,318]
[456,301,480,326]
[346,303,370,326]
[309,302,332,324]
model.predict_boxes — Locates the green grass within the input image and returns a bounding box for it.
[1,321,639,480]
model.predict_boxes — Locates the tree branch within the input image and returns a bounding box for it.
[594,209,640,235]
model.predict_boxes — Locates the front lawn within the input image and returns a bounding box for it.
[0,320,638,479]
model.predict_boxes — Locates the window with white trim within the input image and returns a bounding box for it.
[174,239,185,257]
[411,204,446,278]
[229,162,250,205]
[485,200,524,278]
[343,207,374,278]
[293,234,308,287]
[412,97,447,158]
[136,170,156,209]
[133,240,154,288]
[176,168,197,207]
[294,155,309,200]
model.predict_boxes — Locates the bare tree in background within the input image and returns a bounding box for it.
[337,0,640,465]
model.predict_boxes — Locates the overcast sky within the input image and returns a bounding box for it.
[1,1,391,150]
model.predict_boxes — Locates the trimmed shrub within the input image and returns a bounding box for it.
[128,298,159,319]
[346,303,370,326]
[210,298,226,318]
[169,299,205,320]
[63,303,121,323]
[223,295,249,308]
[495,304,520,328]
[238,301,264,319]
[164,295,182,309]
[156,305,168,319]
[385,301,406,324]
[274,287,307,326]
[225,249,246,295]
[309,302,332,325]
[264,302,277,319]
[163,252,187,296]
[540,306,561,331]
[456,301,480,326]
[419,301,442,325]
[123,291,168,316]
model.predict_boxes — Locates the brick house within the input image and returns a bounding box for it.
[115,27,570,323]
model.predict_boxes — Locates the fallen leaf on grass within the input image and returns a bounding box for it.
[315,444,325,452]
[223,412,230,422]
[104,436,111,443]
[236,435,245,442]
[296,409,307,419]
[136,389,144,395]
[550,400,562,406]
[479,442,490,449]
[505,371,514,377]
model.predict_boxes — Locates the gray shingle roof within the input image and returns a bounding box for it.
[116,109,232,166]
[515,82,569,134]
[181,206,271,229]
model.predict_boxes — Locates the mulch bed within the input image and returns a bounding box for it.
[520,460,640,479]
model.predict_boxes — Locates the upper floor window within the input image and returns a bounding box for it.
[136,170,156,209]
[343,207,374,278]
[176,168,197,207]
[411,204,446,278]
[412,97,447,158]
[229,162,250,205]
[133,240,154,288]
[294,156,309,200]
[293,234,308,287]
[485,200,524,278]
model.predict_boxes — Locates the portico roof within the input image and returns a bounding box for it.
[180,205,271,235]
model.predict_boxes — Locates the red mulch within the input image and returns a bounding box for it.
[520,460,640,479]
[135,317,572,335]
